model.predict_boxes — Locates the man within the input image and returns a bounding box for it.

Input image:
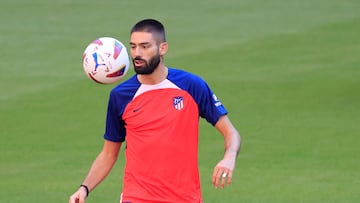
[69,19,241,203]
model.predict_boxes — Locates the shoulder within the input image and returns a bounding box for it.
[168,67,202,80]
[111,75,140,94]
[109,74,140,102]
[168,67,207,89]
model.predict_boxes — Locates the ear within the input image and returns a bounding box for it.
[159,42,168,56]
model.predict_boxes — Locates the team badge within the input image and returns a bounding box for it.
[173,96,184,110]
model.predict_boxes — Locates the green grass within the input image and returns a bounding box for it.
[1,0,360,202]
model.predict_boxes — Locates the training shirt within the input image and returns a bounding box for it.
[104,68,227,203]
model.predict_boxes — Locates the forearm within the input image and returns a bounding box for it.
[81,150,118,192]
[69,141,121,203]
[80,140,122,193]
[215,115,241,162]
[212,115,241,188]
[223,129,241,161]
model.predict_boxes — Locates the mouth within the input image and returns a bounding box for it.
[133,58,146,67]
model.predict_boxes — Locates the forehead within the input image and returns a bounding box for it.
[130,32,156,44]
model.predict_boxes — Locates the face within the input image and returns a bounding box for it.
[130,32,163,75]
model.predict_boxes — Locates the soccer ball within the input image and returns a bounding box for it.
[82,37,130,84]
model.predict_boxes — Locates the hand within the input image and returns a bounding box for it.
[212,158,235,189]
[69,187,87,203]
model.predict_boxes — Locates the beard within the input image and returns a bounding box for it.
[133,54,161,75]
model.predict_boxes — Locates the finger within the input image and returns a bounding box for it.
[220,169,230,188]
[212,167,221,188]
[69,195,78,203]
[79,194,85,203]
[69,191,85,203]
[220,171,227,188]
[226,170,233,186]
[212,167,227,188]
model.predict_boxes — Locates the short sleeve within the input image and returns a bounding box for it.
[104,90,126,142]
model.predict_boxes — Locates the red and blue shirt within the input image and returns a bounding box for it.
[104,68,227,203]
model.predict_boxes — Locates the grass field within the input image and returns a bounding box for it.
[1,0,360,202]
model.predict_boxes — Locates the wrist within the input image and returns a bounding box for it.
[80,184,89,197]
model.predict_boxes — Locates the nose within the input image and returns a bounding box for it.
[131,46,142,59]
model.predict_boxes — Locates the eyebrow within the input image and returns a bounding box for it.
[129,42,151,46]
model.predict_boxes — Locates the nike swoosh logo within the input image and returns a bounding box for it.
[133,107,141,112]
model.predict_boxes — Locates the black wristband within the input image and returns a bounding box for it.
[80,184,89,197]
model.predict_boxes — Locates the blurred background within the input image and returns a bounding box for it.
[1,0,359,202]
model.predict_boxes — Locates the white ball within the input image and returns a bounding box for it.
[82,37,130,84]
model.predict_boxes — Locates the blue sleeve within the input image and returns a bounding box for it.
[191,77,228,125]
[104,90,126,142]
[168,68,228,126]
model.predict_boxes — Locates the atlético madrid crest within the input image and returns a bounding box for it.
[173,96,184,110]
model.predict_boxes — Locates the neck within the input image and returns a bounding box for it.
[137,63,168,85]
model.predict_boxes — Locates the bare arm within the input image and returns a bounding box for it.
[212,115,241,189]
[69,140,122,203]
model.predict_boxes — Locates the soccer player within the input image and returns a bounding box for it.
[69,19,241,203]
